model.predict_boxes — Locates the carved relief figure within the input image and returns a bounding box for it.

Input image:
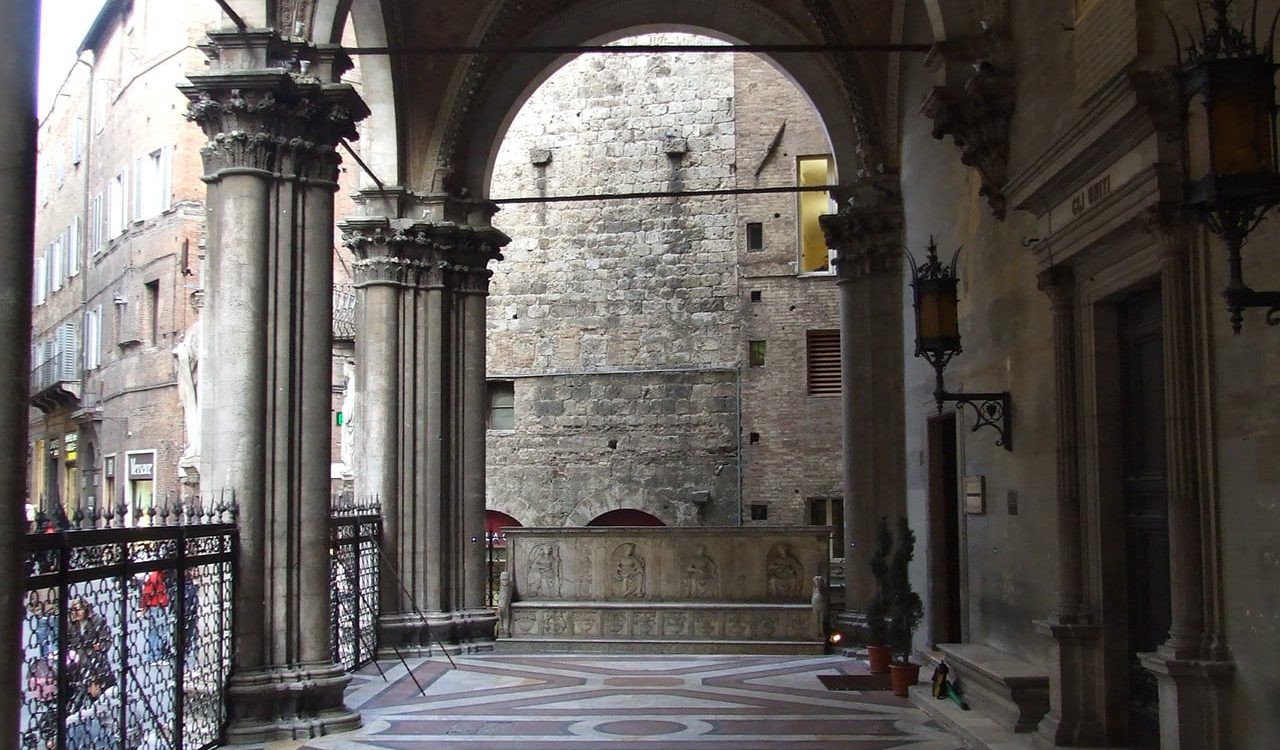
[634,612,656,636]
[172,320,201,479]
[611,542,647,599]
[682,545,719,598]
[603,611,627,635]
[724,612,749,638]
[526,543,561,598]
[765,543,804,598]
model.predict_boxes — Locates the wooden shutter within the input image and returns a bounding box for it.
[805,329,841,396]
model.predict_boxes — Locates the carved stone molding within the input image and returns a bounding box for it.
[921,28,1014,219]
[820,177,905,281]
[181,31,369,181]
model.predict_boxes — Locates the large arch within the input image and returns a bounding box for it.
[427,0,887,197]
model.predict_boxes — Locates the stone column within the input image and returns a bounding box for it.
[1034,265,1105,746]
[1138,213,1233,750]
[181,29,368,742]
[820,178,907,631]
[342,191,507,653]
[0,1,39,740]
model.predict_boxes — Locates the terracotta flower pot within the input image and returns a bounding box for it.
[889,662,921,697]
[866,644,892,675]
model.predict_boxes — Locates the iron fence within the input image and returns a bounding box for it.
[330,496,381,671]
[21,500,235,750]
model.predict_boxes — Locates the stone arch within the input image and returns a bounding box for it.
[587,509,667,527]
[430,0,885,198]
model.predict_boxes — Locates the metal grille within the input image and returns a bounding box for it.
[20,503,235,750]
[330,496,381,670]
[333,284,358,341]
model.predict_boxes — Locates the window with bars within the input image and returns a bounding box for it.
[805,329,841,395]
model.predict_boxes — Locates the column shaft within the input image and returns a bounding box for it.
[462,283,489,610]
[0,1,39,739]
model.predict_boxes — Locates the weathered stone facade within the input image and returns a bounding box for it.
[486,35,843,534]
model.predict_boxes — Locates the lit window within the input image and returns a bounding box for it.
[488,381,515,430]
[805,329,841,396]
[797,155,834,274]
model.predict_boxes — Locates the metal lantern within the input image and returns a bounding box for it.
[907,237,962,365]
[905,238,1012,450]
[1174,0,1280,331]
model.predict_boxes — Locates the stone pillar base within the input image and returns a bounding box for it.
[1138,652,1233,750]
[224,662,359,744]
[1034,618,1103,747]
[379,609,497,656]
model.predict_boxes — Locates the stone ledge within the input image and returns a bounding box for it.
[937,643,1049,733]
[497,638,825,655]
[511,600,814,611]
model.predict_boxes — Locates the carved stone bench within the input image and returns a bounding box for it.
[497,527,830,654]
[937,643,1050,733]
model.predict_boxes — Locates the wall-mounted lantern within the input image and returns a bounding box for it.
[1173,0,1280,331]
[907,237,1012,451]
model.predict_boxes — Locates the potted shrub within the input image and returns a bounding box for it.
[865,516,893,674]
[887,516,923,697]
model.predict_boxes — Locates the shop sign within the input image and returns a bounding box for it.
[127,452,155,480]
[64,432,77,462]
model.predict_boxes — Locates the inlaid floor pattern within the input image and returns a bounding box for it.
[292,654,966,749]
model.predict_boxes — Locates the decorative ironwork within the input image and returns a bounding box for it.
[20,506,235,750]
[333,283,358,341]
[330,495,381,671]
[1171,0,1280,331]
[906,238,1013,450]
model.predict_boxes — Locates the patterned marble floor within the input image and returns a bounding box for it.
[286,654,967,750]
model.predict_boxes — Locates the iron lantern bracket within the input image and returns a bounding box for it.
[935,389,1013,452]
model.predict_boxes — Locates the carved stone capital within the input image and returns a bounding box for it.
[820,178,905,281]
[921,29,1014,220]
[1036,266,1075,310]
[181,32,369,181]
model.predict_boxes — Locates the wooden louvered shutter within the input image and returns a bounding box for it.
[805,329,841,396]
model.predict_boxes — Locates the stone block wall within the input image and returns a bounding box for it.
[486,34,843,534]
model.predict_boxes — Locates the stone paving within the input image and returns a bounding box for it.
[279,654,967,750]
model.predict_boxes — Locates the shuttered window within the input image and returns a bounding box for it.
[806,329,841,396]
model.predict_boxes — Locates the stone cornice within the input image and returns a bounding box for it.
[820,177,905,281]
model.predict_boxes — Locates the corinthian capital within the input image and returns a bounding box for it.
[820,177,905,281]
[180,31,369,181]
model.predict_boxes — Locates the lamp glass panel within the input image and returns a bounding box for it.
[918,282,959,343]
[1209,73,1276,176]
[1187,88,1212,183]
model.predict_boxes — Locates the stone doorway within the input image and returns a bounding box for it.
[926,413,963,646]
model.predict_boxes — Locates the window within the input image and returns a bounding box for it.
[806,329,841,396]
[134,147,172,221]
[750,504,769,521]
[34,253,47,305]
[748,340,766,367]
[72,117,84,165]
[107,170,127,239]
[90,192,104,254]
[103,455,116,513]
[808,498,845,560]
[83,306,101,370]
[92,84,107,133]
[750,290,762,302]
[49,239,63,292]
[487,380,515,430]
[145,280,160,346]
[66,219,80,277]
[797,155,834,274]
[746,222,764,251]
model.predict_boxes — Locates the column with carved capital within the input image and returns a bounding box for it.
[1034,266,1105,746]
[819,179,907,631]
[1137,214,1233,750]
[181,29,368,742]
[342,190,507,653]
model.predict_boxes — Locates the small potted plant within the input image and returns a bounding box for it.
[887,516,923,697]
[865,516,893,674]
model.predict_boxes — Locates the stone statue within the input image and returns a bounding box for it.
[338,359,357,480]
[497,571,512,637]
[611,542,646,599]
[526,543,561,597]
[811,575,828,637]
[172,321,200,479]
[765,543,804,598]
[682,544,718,598]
